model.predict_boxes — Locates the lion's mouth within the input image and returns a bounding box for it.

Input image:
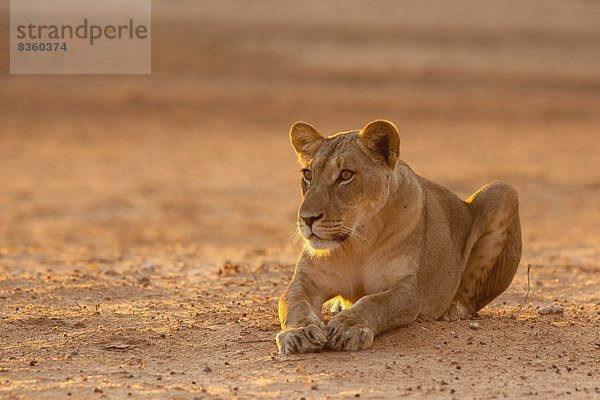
[308,232,349,243]
[307,233,322,241]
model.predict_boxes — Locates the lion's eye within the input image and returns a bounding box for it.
[339,170,355,183]
[302,169,313,183]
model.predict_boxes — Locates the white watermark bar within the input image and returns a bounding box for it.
[10,0,151,74]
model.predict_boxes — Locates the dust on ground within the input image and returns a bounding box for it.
[1,1,599,398]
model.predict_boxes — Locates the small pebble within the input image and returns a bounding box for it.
[468,322,480,330]
[142,263,157,272]
[538,305,565,315]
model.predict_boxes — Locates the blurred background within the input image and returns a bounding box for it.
[1,1,599,398]
[0,0,599,265]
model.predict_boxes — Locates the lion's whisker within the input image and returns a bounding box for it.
[339,224,369,245]
[284,225,303,250]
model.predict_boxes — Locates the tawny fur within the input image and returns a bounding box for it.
[277,120,522,354]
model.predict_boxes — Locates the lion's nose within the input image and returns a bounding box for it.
[301,213,323,229]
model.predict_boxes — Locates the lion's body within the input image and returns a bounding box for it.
[276,120,522,354]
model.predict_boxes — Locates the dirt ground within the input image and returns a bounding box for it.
[1,1,599,399]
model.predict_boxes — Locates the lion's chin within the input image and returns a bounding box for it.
[304,234,342,253]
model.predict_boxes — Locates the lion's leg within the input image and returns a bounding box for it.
[276,272,328,355]
[440,181,522,321]
[326,275,419,351]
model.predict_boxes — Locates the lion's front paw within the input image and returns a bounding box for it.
[438,300,473,321]
[276,324,328,355]
[325,317,374,351]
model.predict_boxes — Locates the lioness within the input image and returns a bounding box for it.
[276,120,522,354]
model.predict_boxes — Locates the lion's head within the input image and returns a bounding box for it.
[290,120,400,252]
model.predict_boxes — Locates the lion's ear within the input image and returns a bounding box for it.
[359,119,400,168]
[290,121,324,163]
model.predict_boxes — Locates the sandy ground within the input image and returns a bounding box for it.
[1,1,599,398]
